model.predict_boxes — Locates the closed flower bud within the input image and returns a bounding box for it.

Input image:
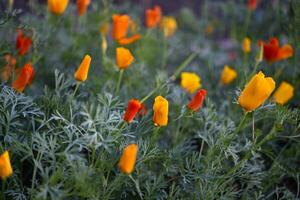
[48,0,69,15]
[242,37,251,53]
[0,151,13,179]
[188,89,207,112]
[12,63,35,92]
[153,96,168,127]
[160,16,177,37]
[116,47,134,69]
[145,5,162,28]
[181,72,201,94]
[238,71,275,112]
[16,30,32,56]
[273,81,294,105]
[74,55,91,82]
[77,0,90,16]
[118,144,138,174]
[123,99,142,123]
[221,65,237,85]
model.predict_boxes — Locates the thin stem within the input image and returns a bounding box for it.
[199,139,205,158]
[115,69,124,95]
[128,174,143,199]
[252,112,255,141]
[71,82,81,99]
[1,179,6,200]
[161,37,168,69]
[151,127,160,146]
[235,112,249,135]
[140,53,197,103]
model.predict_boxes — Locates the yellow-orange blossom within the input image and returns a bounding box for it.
[238,71,275,112]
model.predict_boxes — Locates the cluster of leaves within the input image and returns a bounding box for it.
[0,0,300,199]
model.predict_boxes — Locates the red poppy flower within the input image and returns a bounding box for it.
[12,63,35,92]
[16,30,32,56]
[258,37,293,63]
[187,89,207,112]
[123,99,142,123]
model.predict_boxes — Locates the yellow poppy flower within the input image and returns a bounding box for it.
[160,16,177,37]
[273,81,294,105]
[153,96,169,126]
[238,71,275,112]
[181,72,201,94]
[221,65,237,85]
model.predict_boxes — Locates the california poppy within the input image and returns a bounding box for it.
[123,99,142,123]
[273,81,294,105]
[188,89,207,112]
[242,37,251,53]
[16,30,32,56]
[118,144,138,174]
[153,96,168,126]
[12,63,35,92]
[160,16,177,37]
[48,0,69,15]
[116,47,134,69]
[145,5,162,28]
[238,71,275,112]
[74,54,92,82]
[258,37,293,63]
[112,14,141,45]
[0,151,13,179]
[77,0,90,16]
[181,72,201,94]
[221,65,237,85]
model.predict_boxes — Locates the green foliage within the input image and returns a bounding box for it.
[0,1,300,199]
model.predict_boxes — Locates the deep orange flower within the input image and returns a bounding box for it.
[48,0,69,15]
[118,144,138,174]
[112,14,141,45]
[123,99,142,123]
[258,38,293,63]
[74,54,92,82]
[12,63,35,92]
[247,0,257,10]
[16,30,32,56]
[187,89,207,112]
[0,151,13,179]
[77,0,90,16]
[145,5,162,28]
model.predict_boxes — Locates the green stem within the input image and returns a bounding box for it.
[151,127,160,146]
[71,82,81,99]
[244,9,252,37]
[115,70,124,95]
[235,112,249,135]
[128,174,143,199]
[140,53,197,103]
[1,179,6,200]
[161,38,168,69]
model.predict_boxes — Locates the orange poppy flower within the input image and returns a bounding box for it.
[123,99,142,123]
[247,0,257,10]
[145,5,162,28]
[12,63,35,92]
[112,14,141,45]
[187,89,207,112]
[77,0,90,16]
[0,151,13,179]
[258,38,293,63]
[118,144,138,174]
[16,30,32,56]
